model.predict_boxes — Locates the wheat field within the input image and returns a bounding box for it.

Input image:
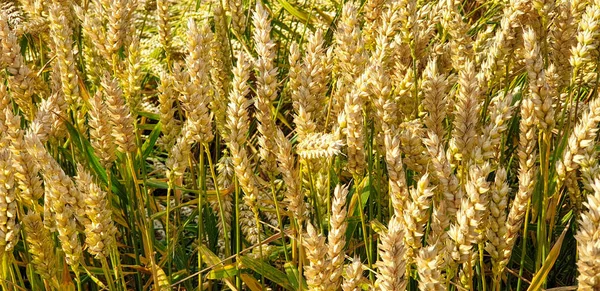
[0,0,599,290]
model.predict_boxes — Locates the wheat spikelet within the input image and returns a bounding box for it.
[88,91,116,168]
[376,216,407,291]
[579,147,600,193]
[124,34,143,113]
[549,1,576,87]
[225,50,260,214]
[296,132,343,160]
[479,90,517,162]
[102,76,137,153]
[210,2,231,138]
[24,130,83,268]
[448,163,490,266]
[557,94,600,205]
[0,11,40,118]
[485,167,510,279]
[303,221,330,290]
[157,73,180,149]
[333,1,367,117]
[451,59,481,165]
[499,84,538,276]
[327,185,349,288]
[22,212,58,280]
[302,28,331,123]
[253,1,279,176]
[421,58,449,139]
[156,0,170,54]
[342,257,365,291]
[384,132,409,217]
[403,173,434,262]
[274,130,303,222]
[0,149,18,254]
[416,242,446,291]
[523,27,555,131]
[570,4,600,79]
[2,109,44,206]
[75,165,117,259]
[344,73,368,176]
[212,155,234,255]
[576,178,600,290]
[225,0,245,35]
[49,3,79,106]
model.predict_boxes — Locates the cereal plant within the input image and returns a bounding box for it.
[0,0,599,290]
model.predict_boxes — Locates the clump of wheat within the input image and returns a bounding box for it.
[1,0,600,290]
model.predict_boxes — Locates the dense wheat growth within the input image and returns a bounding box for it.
[0,0,599,290]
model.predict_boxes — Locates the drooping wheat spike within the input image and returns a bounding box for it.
[327,185,349,288]
[576,178,600,290]
[403,173,434,262]
[333,1,367,117]
[376,216,407,291]
[0,149,18,255]
[342,257,365,291]
[156,0,171,54]
[274,130,303,223]
[344,73,368,177]
[296,132,344,160]
[451,59,481,166]
[75,165,117,259]
[416,242,446,291]
[22,212,58,280]
[157,73,180,149]
[48,3,79,106]
[210,2,232,138]
[303,221,330,290]
[523,27,555,132]
[485,167,510,279]
[225,50,260,211]
[24,131,83,268]
[499,85,539,276]
[570,3,600,81]
[252,1,279,176]
[421,58,449,139]
[384,132,409,217]
[102,76,137,154]
[88,91,116,168]
[2,109,43,206]
[556,95,600,205]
